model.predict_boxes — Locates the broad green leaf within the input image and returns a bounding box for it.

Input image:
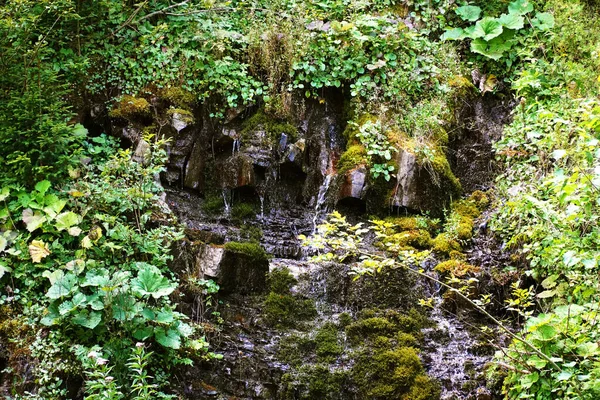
[72,123,88,138]
[133,326,153,340]
[156,309,174,324]
[82,269,110,287]
[29,240,51,263]
[455,5,481,22]
[532,12,555,31]
[441,28,466,41]
[68,226,82,236]
[552,149,567,160]
[471,39,505,60]
[556,371,573,381]
[0,236,6,253]
[72,310,102,329]
[577,342,599,357]
[87,294,105,311]
[541,274,559,289]
[536,290,556,299]
[65,259,85,275]
[473,17,503,41]
[508,0,534,15]
[535,324,557,341]
[43,269,64,284]
[112,294,140,321]
[498,13,524,30]
[55,211,80,231]
[131,265,177,299]
[520,372,539,389]
[46,273,77,299]
[176,321,194,337]
[43,195,66,219]
[155,327,181,349]
[526,356,547,369]
[22,208,47,232]
[0,187,10,202]
[35,180,51,195]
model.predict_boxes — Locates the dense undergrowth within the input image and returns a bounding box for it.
[2,0,600,398]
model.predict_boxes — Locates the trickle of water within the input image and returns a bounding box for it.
[259,194,265,220]
[312,174,333,233]
[222,188,231,215]
[424,297,490,399]
[232,138,240,156]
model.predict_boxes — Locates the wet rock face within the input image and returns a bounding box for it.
[450,93,516,193]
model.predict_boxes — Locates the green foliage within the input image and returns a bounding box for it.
[443,0,554,64]
[352,118,397,181]
[0,137,209,396]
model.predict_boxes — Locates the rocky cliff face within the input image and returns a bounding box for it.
[85,84,513,399]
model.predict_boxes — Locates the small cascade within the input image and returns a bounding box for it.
[232,137,240,156]
[423,294,491,399]
[311,174,333,233]
[259,194,265,220]
[222,188,231,215]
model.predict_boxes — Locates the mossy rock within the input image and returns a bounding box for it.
[352,346,440,400]
[432,232,462,256]
[315,323,343,362]
[218,241,269,293]
[337,144,368,174]
[263,267,317,328]
[109,95,150,120]
[280,365,350,400]
[241,109,298,144]
[231,202,256,221]
[386,229,433,250]
[268,267,298,295]
[278,334,316,367]
[435,259,481,277]
[159,86,196,108]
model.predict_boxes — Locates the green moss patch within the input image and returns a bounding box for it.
[241,109,298,143]
[337,144,368,174]
[224,241,268,264]
[109,95,150,120]
[263,267,316,328]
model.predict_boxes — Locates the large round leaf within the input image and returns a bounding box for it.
[498,13,525,30]
[442,27,467,41]
[473,17,504,41]
[508,0,534,15]
[532,12,555,31]
[455,5,481,22]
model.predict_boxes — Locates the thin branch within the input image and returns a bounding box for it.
[135,0,190,24]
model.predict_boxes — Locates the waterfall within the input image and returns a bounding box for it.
[312,174,333,233]
[222,188,231,215]
[232,138,240,156]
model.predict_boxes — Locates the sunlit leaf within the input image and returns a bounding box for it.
[29,240,50,263]
[22,208,46,232]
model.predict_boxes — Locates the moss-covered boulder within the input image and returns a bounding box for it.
[216,241,270,294]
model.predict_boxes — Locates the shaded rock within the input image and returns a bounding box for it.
[391,148,460,216]
[172,112,191,133]
[132,139,150,164]
[184,140,204,190]
[220,154,256,189]
[338,165,367,200]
